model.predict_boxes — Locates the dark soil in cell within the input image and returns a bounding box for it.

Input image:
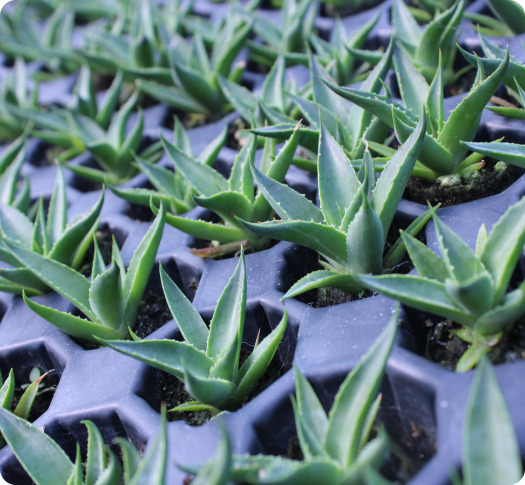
[133,292,173,340]
[403,160,523,207]
[11,371,56,423]
[123,202,156,223]
[79,229,113,276]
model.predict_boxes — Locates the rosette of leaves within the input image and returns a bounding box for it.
[250,39,395,172]
[99,250,288,414]
[324,45,510,182]
[0,58,38,142]
[240,115,435,299]
[111,118,227,216]
[0,405,168,485]
[1,204,166,342]
[0,368,52,448]
[351,0,466,85]
[0,168,104,297]
[452,358,523,485]
[247,0,316,67]
[357,198,525,372]
[156,123,300,257]
[0,1,78,74]
[183,307,398,485]
[137,16,252,116]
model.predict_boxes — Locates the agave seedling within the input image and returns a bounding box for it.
[100,250,288,413]
[0,405,168,484]
[156,123,299,257]
[325,44,510,182]
[0,58,39,142]
[452,358,523,485]
[0,169,104,297]
[111,118,227,216]
[183,307,398,484]
[247,0,316,67]
[357,197,525,372]
[0,368,53,448]
[1,204,166,341]
[350,0,466,84]
[240,115,435,299]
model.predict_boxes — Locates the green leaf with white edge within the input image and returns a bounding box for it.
[292,395,327,460]
[438,49,510,162]
[96,70,123,130]
[291,94,340,136]
[210,337,239,385]
[283,271,363,300]
[485,0,525,35]
[426,51,445,136]
[32,198,49,256]
[138,80,207,114]
[162,133,228,196]
[241,219,348,268]
[372,113,427,240]
[463,358,522,485]
[318,124,360,227]
[0,126,31,176]
[194,192,253,222]
[229,135,256,202]
[0,142,26,206]
[198,123,228,167]
[183,366,236,410]
[13,372,46,420]
[250,123,320,154]
[68,446,83,485]
[400,232,449,282]
[393,42,429,118]
[172,62,221,113]
[213,22,252,79]
[445,273,495,318]
[169,401,219,413]
[480,196,525,303]
[323,309,397,468]
[0,203,33,247]
[118,109,144,167]
[23,293,123,341]
[262,55,285,112]
[89,263,125,332]
[233,309,287,405]
[252,164,324,223]
[83,420,108,485]
[129,407,167,485]
[160,265,208,351]
[0,369,14,409]
[346,192,384,275]
[6,240,95,320]
[0,406,74,484]
[108,90,139,149]
[46,165,67,248]
[62,161,116,185]
[124,203,166,310]
[217,75,257,122]
[134,156,177,196]
[461,141,525,169]
[98,338,214,380]
[173,117,193,157]
[474,287,525,336]
[433,215,483,285]
[207,252,246,366]
[392,0,422,52]
[115,438,141,485]
[93,449,122,485]
[357,274,476,327]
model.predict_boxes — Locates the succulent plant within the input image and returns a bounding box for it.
[0,58,39,142]
[0,169,104,297]
[466,0,525,36]
[351,0,466,85]
[0,405,168,485]
[324,45,510,182]
[358,198,525,372]
[2,204,166,341]
[240,116,435,299]
[0,368,52,448]
[183,307,399,485]
[454,358,523,485]
[111,118,227,216]
[99,249,288,413]
[157,123,299,257]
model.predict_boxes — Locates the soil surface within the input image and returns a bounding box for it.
[403,161,522,207]
[159,347,291,424]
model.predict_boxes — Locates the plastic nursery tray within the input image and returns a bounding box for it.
[1,4,525,485]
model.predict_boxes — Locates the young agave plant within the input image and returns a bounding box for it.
[2,204,166,342]
[111,118,227,216]
[352,0,466,84]
[251,39,394,165]
[183,308,398,485]
[0,58,38,142]
[453,358,523,485]
[0,169,104,297]
[0,405,168,485]
[247,0,316,66]
[0,368,52,448]
[325,45,510,182]
[157,124,300,257]
[357,197,525,372]
[138,17,252,116]
[240,116,434,299]
[100,250,288,414]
